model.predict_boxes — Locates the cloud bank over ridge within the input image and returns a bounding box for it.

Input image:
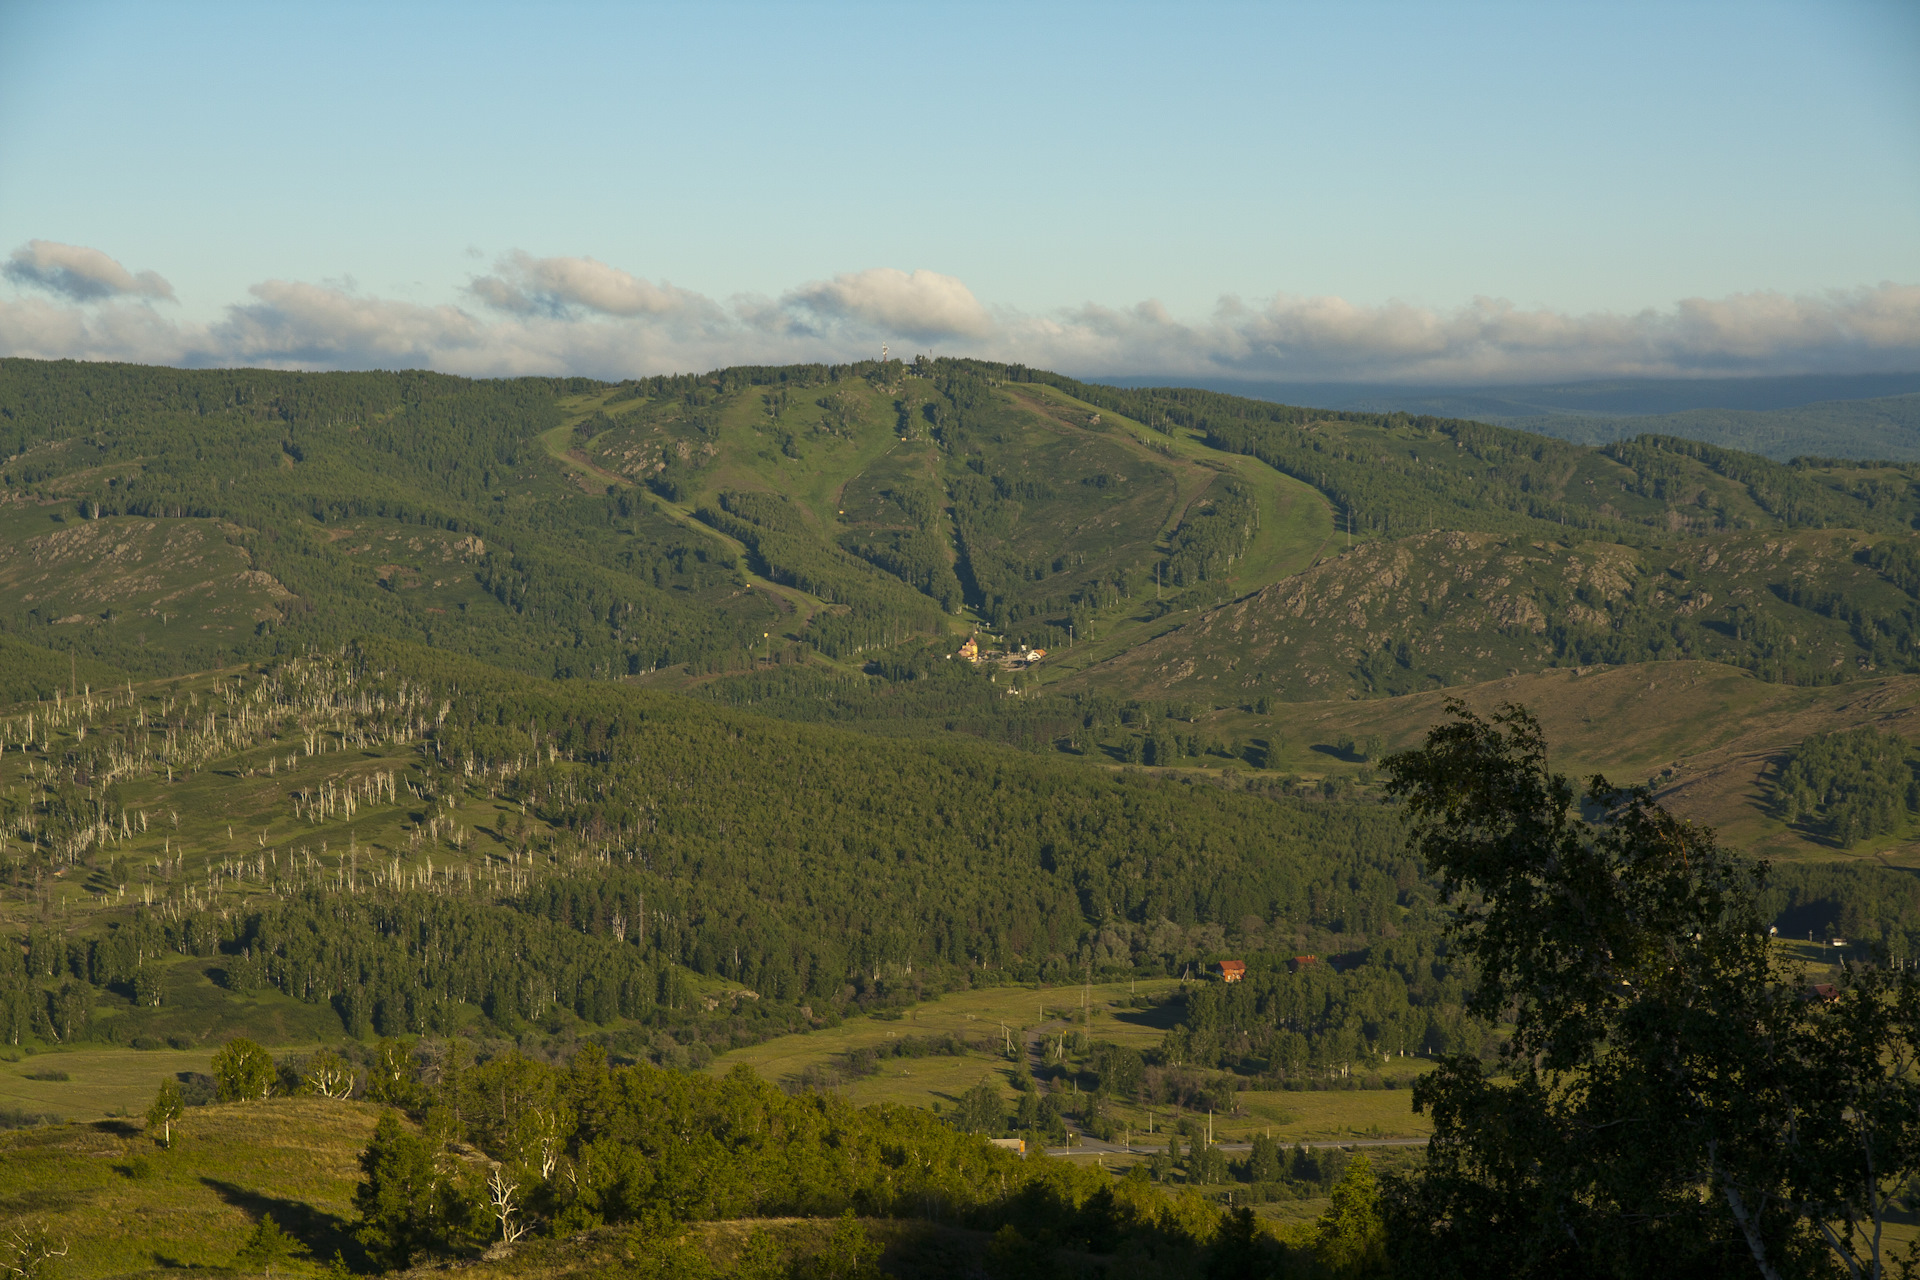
[3,241,1917,384]
[4,240,175,303]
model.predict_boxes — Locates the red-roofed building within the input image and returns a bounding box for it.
[1288,955,1319,974]
[1216,960,1246,983]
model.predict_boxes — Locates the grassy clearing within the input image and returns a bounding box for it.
[707,978,1182,1088]
[546,390,878,638]
[706,978,1434,1146]
[1079,1074,1434,1151]
[0,1097,380,1279]
[1223,1086,1430,1144]
[701,384,915,534]
[1016,382,1334,593]
[0,1044,218,1122]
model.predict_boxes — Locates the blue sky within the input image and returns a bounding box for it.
[1,0,1916,381]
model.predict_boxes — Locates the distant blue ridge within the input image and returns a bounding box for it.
[1092,372,1920,462]
[1094,371,1920,418]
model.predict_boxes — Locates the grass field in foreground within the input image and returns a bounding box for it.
[0,1097,379,1279]
[0,1090,1360,1280]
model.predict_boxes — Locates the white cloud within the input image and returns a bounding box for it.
[993,285,1920,383]
[785,268,992,340]
[467,252,714,319]
[213,280,489,370]
[2,239,1916,384]
[3,240,174,303]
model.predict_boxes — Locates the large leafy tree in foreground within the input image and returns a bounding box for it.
[1381,703,1920,1280]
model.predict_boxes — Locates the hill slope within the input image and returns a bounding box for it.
[1069,524,1909,702]
[16,355,1920,863]
[12,357,1920,697]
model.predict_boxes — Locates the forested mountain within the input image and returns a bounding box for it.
[7,354,1920,959]
[11,356,1920,696]
[3,353,1920,1051]
[9,356,1920,1274]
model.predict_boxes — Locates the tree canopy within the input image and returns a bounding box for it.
[1382,702,1920,1280]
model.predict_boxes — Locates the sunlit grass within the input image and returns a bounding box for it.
[0,1097,380,1279]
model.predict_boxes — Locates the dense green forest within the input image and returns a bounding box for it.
[0,360,785,679]
[1773,726,1919,847]
[5,638,1917,1083]
[0,642,1453,1069]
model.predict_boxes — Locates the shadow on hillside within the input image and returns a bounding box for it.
[1110,1002,1183,1033]
[200,1177,363,1269]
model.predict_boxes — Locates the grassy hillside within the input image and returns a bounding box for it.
[699,976,1437,1147]
[1067,524,1910,703]
[0,1086,1345,1280]
[1213,660,1920,866]
[0,1097,1008,1279]
[0,1097,378,1277]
